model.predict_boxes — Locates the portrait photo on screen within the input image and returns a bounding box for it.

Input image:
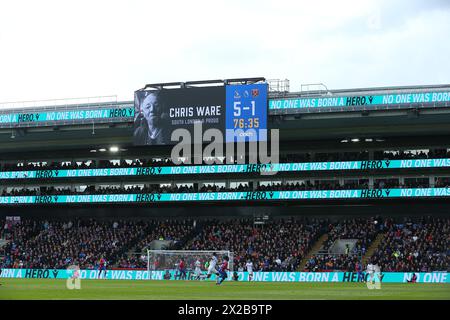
[133,86,225,146]
[133,90,171,145]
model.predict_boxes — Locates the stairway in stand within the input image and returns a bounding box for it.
[362,233,386,266]
[298,234,328,271]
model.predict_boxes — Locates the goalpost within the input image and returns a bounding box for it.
[146,250,233,280]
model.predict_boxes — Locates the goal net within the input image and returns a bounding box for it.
[147,250,233,280]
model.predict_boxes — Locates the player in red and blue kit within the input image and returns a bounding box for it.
[178,258,187,280]
[356,261,364,282]
[98,257,107,279]
[216,256,230,285]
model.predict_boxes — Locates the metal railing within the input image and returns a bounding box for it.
[0,95,118,110]
[0,99,134,129]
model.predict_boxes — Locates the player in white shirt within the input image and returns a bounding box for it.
[246,260,254,281]
[194,258,202,280]
[206,253,219,278]
[366,262,375,284]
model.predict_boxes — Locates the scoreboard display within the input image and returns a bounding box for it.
[226,83,268,142]
[133,82,268,146]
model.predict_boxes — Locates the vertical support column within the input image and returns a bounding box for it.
[429,175,435,188]
[399,176,405,188]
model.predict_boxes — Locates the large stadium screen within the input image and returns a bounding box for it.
[133,83,268,145]
[226,83,268,142]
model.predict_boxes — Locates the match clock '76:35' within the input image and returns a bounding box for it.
[225,83,268,142]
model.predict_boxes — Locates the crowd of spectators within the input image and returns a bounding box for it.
[256,180,370,191]
[116,219,197,269]
[377,149,450,160]
[137,219,196,250]
[305,254,363,272]
[373,177,450,189]
[3,177,445,197]
[311,151,370,162]
[0,184,253,197]
[2,149,448,172]
[435,177,450,188]
[371,217,449,272]
[1,218,149,269]
[304,217,385,271]
[1,216,448,272]
[323,218,382,252]
[183,218,326,272]
[304,216,450,272]
[373,178,431,189]
[2,217,324,271]
[0,158,174,172]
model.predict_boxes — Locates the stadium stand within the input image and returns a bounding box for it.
[304,217,386,271]
[0,218,149,269]
[2,178,444,197]
[371,217,449,272]
[182,218,325,272]
[1,82,450,293]
[304,217,450,272]
[2,149,450,172]
[1,216,448,272]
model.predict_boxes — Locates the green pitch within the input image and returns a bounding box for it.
[0,279,449,300]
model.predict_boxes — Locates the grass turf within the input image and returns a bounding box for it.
[1,279,449,300]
